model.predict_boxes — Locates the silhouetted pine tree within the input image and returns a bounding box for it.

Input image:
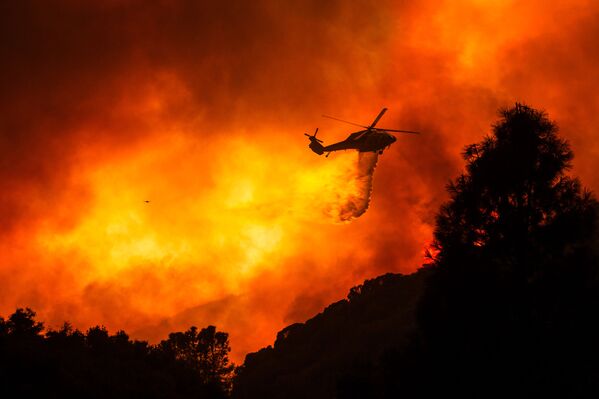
[159,325,235,393]
[415,103,599,397]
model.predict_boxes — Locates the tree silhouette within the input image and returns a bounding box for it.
[418,103,599,397]
[4,308,44,337]
[433,103,596,267]
[159,325,235,391]
[0,308,231,398]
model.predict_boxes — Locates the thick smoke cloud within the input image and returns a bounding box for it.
[1,0,598,362]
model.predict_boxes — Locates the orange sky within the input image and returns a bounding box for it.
[1,0,598,362]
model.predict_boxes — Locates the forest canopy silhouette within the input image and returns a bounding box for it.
[2,104,599,398]
[0,308,233,398]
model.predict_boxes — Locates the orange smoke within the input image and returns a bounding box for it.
[1,0,598,362]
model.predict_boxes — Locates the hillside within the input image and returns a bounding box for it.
[234,270,429,398]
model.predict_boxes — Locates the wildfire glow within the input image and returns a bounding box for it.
[1,0,598,362]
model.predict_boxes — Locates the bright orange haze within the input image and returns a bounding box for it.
[1,0,598,362]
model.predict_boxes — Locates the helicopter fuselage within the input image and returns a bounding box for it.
[311,130,396,155]
[305,107,417,156]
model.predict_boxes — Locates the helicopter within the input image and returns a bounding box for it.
[305,108,418,157]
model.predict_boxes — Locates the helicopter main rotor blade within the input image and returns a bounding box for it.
[322,115,368,129]
[369,107,387,128]
[375,128,420,134]
[352,131,368,141]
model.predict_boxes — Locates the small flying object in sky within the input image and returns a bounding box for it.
[144,200,150,204]
[305,108,419,157]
